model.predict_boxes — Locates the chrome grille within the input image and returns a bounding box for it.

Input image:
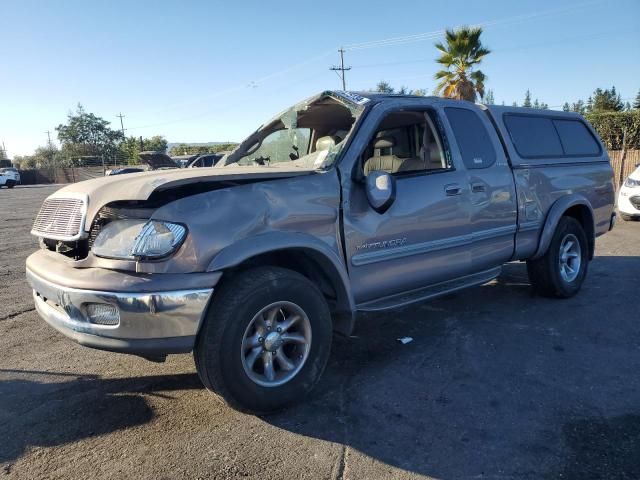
[31,196,87,241]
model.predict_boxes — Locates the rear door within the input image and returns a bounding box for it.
[440,104,518,272]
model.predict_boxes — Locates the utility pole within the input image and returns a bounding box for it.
[44,131,54,167]
[117,113,126,138]
[330,48,351,90]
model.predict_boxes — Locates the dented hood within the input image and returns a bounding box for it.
[50,165,316,230]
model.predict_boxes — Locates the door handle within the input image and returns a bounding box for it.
[444,183,462,196]
[471,182,486,193]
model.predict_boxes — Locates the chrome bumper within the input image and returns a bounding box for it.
[26,268,213,354]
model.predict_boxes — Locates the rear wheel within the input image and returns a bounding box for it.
[194,266,332,413]
[527,217,589,298]
[6,181,15,189]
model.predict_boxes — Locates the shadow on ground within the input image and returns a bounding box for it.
[263,258,640,479]
[0,371,202,463]
[2,257,639,478]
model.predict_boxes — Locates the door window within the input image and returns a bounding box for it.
[444,107,497,169]
[363,111,450,176]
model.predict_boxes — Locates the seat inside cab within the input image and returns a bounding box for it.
[363,111,448,176]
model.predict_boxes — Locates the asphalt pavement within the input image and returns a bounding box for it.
[1,185,639,479]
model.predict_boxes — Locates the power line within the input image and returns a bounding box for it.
[343,0,605,51]
[126,0,607,131]
[329,48,351,90]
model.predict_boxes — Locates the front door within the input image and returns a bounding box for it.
[341,106,472,305]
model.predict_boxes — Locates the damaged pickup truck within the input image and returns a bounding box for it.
[27,91,616,413]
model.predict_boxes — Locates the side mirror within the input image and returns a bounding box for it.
[365,170,396,213]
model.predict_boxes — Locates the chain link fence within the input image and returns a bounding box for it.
[13,149,640,187]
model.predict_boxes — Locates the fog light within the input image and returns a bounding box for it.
[86,303,120,326]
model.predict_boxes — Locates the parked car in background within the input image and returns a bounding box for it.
[138,151,180,170]
[0,167,20,186]
[105,167,145,176]
[171,154,200,168]
[188,153,224,168]
[618,165,640,220]
[0,171,16,188]
[26,91,615,413]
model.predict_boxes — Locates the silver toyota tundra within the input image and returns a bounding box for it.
[26,91,616,412]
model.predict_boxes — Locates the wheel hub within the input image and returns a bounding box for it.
[263,331,283,352]
[559,233,581,283]
[240,301,312,387]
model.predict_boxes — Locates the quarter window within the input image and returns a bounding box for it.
[553,119,601,156]
[503,115,564,158]
[444,107,496,169]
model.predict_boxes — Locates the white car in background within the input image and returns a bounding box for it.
[618,165,640,221]
[0,167,20,187]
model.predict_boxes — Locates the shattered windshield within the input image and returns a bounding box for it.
[220,93,366,169]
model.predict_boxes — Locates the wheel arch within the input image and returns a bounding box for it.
[206,233,355,336]
[533,194,595,260]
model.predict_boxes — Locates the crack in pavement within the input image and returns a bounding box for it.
[0,307,36,321]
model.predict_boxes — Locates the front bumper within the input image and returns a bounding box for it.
[26,267,214,355]
[618,188,640,215]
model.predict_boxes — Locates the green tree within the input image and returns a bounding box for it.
[168,143,238,156]
[484,89,495,105]
[634,89,640,109]
[374,81,394,93]
[434,27,490,102]
[118,135,169,164]
[590,86,624,112]
[523,90,532,108]
[56,104,123,161]
[14,145,61,169]
[412,89,427,97]
[562,102,571,112]
[572,100,586,114]
[144,135,168,152]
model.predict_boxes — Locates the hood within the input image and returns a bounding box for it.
[138,151,179,169]
[49,165,317,230]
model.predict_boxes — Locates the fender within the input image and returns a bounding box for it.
[206,231,356,334]
[532,194,595,260]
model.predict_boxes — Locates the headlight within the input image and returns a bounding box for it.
[92,219,186,260]
[624,177,640,188]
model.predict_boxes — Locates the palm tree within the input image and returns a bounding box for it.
[434,27,490,102]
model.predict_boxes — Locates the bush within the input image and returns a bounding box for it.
[585,111,640,150]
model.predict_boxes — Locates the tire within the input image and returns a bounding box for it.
[527,217,589,298]
[194,266,332,414]
[7,181,15,189]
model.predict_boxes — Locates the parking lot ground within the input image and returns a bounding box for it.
[1,185,640,480]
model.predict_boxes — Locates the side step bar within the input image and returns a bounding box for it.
[356,266,502,312]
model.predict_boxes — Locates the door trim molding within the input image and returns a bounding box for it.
[351,224,516,266]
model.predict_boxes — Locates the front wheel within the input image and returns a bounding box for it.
[194,266,332,414]
[527,217,589,298]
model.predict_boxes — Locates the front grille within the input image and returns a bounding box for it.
[31,196,87,241]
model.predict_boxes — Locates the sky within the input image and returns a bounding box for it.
[1,0,639,158]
